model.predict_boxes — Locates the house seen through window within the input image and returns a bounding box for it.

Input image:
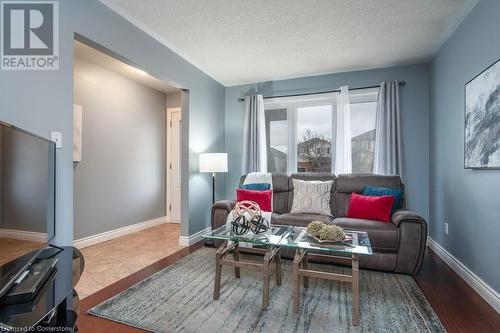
[296,104,332,173]
[265,89,378,174]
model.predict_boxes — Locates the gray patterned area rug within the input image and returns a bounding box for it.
[88,247,445,333]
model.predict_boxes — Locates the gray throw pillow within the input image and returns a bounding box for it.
[290,179,333,216]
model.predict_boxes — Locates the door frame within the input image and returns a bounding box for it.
[166,107,182,223]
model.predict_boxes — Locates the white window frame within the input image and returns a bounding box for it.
[349,87,379,104]
[265,93,336,174]
[264,88,379,174]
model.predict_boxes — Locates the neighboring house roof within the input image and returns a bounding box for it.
[297,137,330,148]
[269,147,286,159]
[352,129,375,142]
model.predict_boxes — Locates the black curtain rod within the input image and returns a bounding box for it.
[237,81,406,102]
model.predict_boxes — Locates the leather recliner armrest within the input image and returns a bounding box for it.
[391,209,426,227]
[391,209,428,275]
[213,200,236,212]
[211,200,236,230]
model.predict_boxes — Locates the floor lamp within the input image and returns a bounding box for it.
[199,153,228,204]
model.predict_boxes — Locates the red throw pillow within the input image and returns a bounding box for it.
[347,193,395,223]
[236,189,272,212]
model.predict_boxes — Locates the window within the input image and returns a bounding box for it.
[265,108,288,173]
[350,101,377,173]
[264,88,378,174]
[296,105,332,173]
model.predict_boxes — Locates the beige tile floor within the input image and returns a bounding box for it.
[75,223,183,299]
[0,238,44,266]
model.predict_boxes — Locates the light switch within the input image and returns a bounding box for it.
[51,131,62,149]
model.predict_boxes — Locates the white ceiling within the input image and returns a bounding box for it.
[74,40,180,94]
[100,0,476,86]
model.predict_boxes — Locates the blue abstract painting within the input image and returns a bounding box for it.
[465,59,500,168]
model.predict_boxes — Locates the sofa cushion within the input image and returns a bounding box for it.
[274,213,333,227]
[289,173,336,216]
[333,217,399,252]
[240,183,271,191]
[236,189,272,212]
[290,179,333,216]
[335,174,404,217]
[336,174,403,193]
[347,193,395,223]
[240,174,290,214]
[363,186,404,213]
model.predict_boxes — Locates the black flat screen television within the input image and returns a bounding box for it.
[0,121,56,298]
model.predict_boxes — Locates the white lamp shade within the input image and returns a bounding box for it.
[199,153,228,173]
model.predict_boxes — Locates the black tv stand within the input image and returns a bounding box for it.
[37,246,63,260]
[0,247,85,332]
[0,258,58,307]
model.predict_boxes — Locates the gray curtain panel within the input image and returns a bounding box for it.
[241,95,267,174]
[373,81,404,181]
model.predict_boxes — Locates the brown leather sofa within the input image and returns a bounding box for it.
[211,173,427,276]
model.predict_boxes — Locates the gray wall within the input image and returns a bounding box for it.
[225,64,430,219]
[166,92,181,108]
[73,58,167,239]
[0,0,225,244]
[430,0,499,293]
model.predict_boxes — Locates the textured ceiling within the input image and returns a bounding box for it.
[100,0,475,86]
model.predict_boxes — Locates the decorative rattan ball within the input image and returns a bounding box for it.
[318,224,346,241]
[230,201,269,235]
[231,200,262,220]
[306,220,325,238]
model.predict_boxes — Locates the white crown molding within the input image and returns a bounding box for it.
[73,216,168,249]
[0,229,47,243]
[179,227,211,247]
[427,237,500,313]
[98,0,223,86]
[432,0,479,55]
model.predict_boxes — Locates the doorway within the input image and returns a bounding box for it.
[72,37,188,299]
[167,107,182,222]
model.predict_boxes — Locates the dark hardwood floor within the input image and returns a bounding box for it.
[78,244,500,333]
[415,248,500,332]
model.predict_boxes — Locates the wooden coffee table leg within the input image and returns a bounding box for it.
[293,249,304,313]
[233,242,240,278]
[213,241,227,300]
[303,252,309,288]
[262,246,273,310]
[275,248,282,286]
[352,254,360,326]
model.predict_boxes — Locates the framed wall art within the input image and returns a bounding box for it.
[465,58,500,169]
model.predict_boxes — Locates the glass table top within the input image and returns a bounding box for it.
[203,224,293,246]
[278,227,373,256]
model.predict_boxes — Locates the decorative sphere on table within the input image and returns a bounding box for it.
[249,215,269,234]
[230,201,270,235]
[231,215,250,235]
[318,224,346,241]
[306,220,324,238]
[232,200,261,219]
[306,220,346,242]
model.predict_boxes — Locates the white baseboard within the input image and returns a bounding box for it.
[427,237,500,313]
[179,227,211,247]
[74,216,168,249]
[0,229,47,242]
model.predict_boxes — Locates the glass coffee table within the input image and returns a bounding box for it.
[203,224,293,310]
[278,227,372,326]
